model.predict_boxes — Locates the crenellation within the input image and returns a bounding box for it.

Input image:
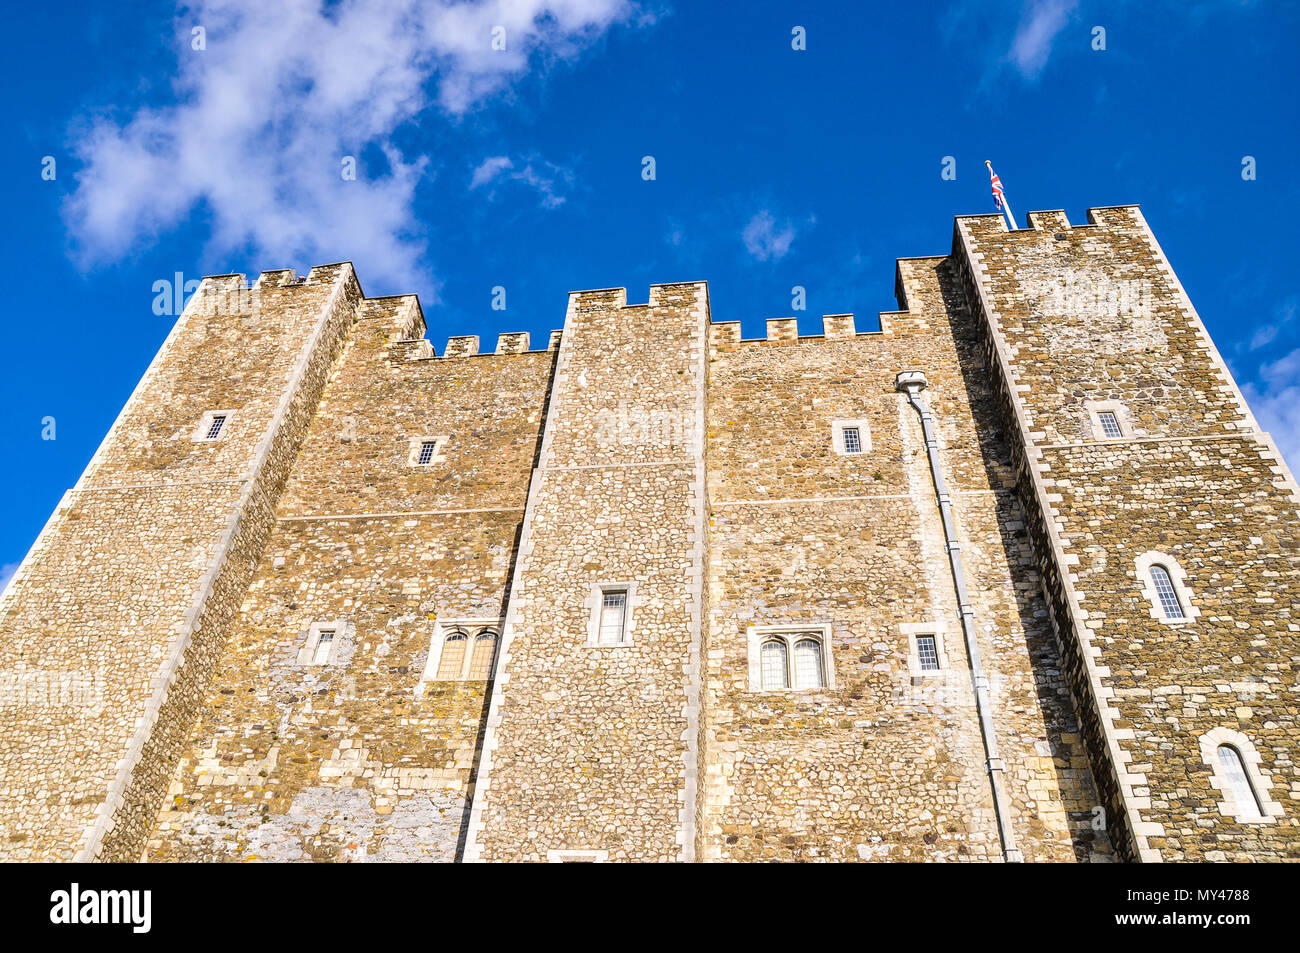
[766,317,799,342]
[444,334,480,357]
[495,331,530,354]
[822,313,856,339]
[1025,210,1072,231]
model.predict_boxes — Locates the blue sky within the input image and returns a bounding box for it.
[2,0,1297,589]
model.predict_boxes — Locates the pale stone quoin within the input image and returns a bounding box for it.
[1,206,1298,862]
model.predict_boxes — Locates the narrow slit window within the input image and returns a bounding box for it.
[312,629,335,665]
[916,634,940,672]
[1097,411,1123,439]
[467,631,499,680]
[842,427,862,454]
[436,632,468,679]
[760,639,789,690]
[417,440,438,465]
[598,591,628,645]
[1217,745,1265,820]
[205,415,227,441]
[793,638,824,689]
[1150,565,1185,620]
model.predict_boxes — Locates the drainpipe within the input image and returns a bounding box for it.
[896,371,1023,863]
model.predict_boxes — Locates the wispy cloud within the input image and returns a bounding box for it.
[63,0,636,292]
[0,561,18,596]
[742,210,797,262]
[941,0,1079,88]
[470,156,516,189]
[1244,371,1300,470]
[1241,296,1298,353]
[1240,295,1300,468]
[1007,0,1079,79]
[470,154,574,208]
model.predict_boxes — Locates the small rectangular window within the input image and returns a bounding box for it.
[205,415,227,440]
[1097,411,1122,439]
[916,634,940,671]
[417,440,438,465]
[312,629,335,665]
[598,590,628,645]
[832,419,871,456]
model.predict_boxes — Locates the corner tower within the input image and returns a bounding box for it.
[955,206,1300,860]
[0,266,362,860]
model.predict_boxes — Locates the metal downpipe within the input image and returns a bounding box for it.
[896,370,1023,863]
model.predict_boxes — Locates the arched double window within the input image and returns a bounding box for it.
[428,621,501,682]
[751,626,832,692]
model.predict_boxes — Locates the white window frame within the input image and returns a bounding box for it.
[407,435,449,467]
[1135,551,1200,625]
[902,622,950,682]
[584,581,640,648]
[297,619,347,666]
[746,624,835,692]
[1085,400,1132,441]
[193,408,236,443]
[546,849,608,863]
[1198,727,1283,824]
[831,418,872,456]
[417,617,502,688]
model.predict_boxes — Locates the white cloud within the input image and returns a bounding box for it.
[1244,374,1300,472]
[1236,295,1300,470]
[63,0,635,292]
[1243,297,1297,352]
[470,155,515,188]
[742,210,796,263]
[0,562,18,596]
[470,154,574,208]
[1007,0,1078,79]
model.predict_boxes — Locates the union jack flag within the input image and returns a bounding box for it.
[987,162,1006,211]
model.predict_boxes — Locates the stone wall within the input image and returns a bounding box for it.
[464,284,708,862]
[699,260,1110,862]
[5,203,1295,863]
[147,296,553,862]
[0,265,361,860]
[957,206,1300,860]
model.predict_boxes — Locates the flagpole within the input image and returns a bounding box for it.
[985,160,1018,230]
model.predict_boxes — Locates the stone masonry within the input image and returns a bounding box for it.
[1,205,1296,861]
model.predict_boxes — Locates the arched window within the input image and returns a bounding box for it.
[1217,745,1265,821]
[760,639,789,690]
[467,631,499,680]
[749,626,833,692]
[793,638,824,690]
[1136,552,1198,625]
[1149,564,1185,620]
[436,632,468,680]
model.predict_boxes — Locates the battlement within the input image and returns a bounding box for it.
[390,328,562,362]
[710,311,906,350]
[951,204,1147,247]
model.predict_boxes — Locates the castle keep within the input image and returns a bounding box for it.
[2,205,1297,862]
